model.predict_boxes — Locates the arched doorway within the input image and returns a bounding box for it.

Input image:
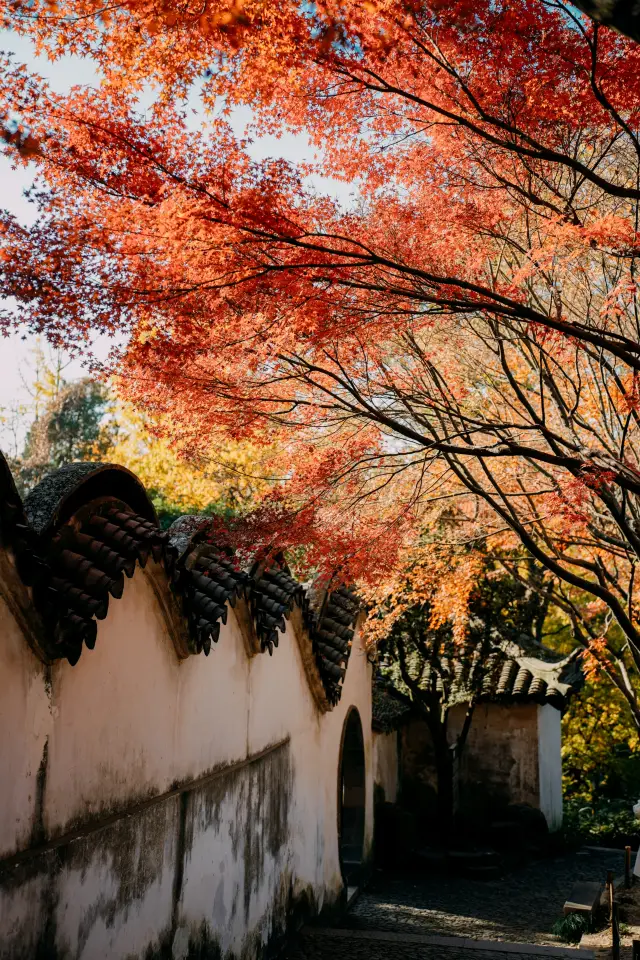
[338,707,366,886]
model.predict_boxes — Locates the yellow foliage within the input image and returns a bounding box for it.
[100,403,274,521]
[563,680,640,803]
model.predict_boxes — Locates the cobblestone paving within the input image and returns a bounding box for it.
[338,848,624,944]
[283,848,624,960]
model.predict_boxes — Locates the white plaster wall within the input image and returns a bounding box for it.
[53,799,178,960]
[45,571,181,832]
[177,610,374,954]
[248,610,374,905]
[178,745,293,959]
[537,703,563,832]
[400,702,565,830]
[373,731,398,803]
[0,597,51,858]
[317,635,374,894]
[452,702,541,810]
[174,604,251,775]
[0,559,374,959]
[401,703,543,818]
[0,872,49,956]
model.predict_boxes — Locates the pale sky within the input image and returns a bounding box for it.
[0,29,355,451]
[0,32,101,437]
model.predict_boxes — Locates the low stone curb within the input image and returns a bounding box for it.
[303,927,595,958]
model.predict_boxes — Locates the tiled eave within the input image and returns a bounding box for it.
[0,457,360,710]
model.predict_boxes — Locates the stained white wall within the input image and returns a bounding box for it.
[537,703,563,831]
[0,596,51,858]
[398,701,564,831]
[0,561,373,959]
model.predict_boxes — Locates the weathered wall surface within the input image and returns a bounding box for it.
[372,732,398,804]
[454,703,540,816]
[537,704,562,832]
[0,594,51,861]
[399,702,561,829]
[0,566,373,960]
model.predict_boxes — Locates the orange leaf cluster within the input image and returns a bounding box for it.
[2,0,640,608]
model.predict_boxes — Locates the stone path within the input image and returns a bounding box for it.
[338,848,624,944]
[283,848,624,960]
[284,927,594,960]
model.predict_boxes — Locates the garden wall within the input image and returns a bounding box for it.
[0,463,374,960]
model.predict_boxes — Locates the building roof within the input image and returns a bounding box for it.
[489,643,583,709]
[372,641,582,731]
[0,455,359,709]
[372,681,413,733]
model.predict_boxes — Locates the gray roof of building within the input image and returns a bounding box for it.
[373,642,582,731]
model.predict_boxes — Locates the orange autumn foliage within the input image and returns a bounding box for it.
[361,542,486,651]
[3,1,640,720]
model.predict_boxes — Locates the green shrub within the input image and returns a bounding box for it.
[563,798,640,847]
[552,912,590,943]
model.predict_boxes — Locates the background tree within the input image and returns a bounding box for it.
[2,361,274,524]
[563,678,640,805]
[5,359,114,493]
[102,402,275,526]
[17,380,111,486]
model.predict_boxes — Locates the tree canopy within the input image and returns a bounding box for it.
[3,1,640,719]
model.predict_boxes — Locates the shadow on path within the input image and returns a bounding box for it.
[337,848,624,945]
[282,848,624,960]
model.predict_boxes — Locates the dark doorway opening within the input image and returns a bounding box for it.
[338,707,366,887]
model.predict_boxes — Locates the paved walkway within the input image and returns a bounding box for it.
[284,927,595,960]
[283,848,624,960]
[338,848,623,944]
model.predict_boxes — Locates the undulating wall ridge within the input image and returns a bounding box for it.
[0,456,358,709]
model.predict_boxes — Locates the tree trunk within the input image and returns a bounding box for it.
[431,730,455,837]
